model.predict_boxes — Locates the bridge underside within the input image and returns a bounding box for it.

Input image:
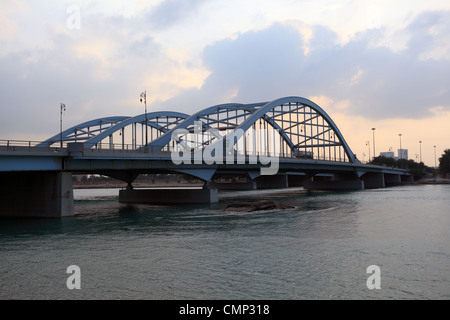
[0,166,411,218]
[0,171,73,218]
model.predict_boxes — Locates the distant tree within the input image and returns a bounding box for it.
[438,149,450,176]
[370,156,427,179]
[371,156,396,167]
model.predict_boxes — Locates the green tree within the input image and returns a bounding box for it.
[438,149,450,176]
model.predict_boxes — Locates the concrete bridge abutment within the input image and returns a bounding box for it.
[0,171,74,218]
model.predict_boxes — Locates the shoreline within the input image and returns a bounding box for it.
[411,177,450,185]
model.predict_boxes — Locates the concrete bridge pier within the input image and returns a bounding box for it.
[119,183,219,204]
[303,173,364,191]
[401,175,414,183]
[0,171,74,218]
[361,172,385,189]
[254,174,289,189]
[384,173,402,186]
[287,174,306,187]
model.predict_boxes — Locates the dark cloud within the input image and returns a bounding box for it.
[162,11,450,120]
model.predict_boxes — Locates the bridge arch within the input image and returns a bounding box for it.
[228,96,358,163]
[39,112,190,150]
[38,116,130,147]
[38,96,357,163]
[149,97,358,164]
[83,111,189,149]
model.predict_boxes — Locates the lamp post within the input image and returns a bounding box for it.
[419,140,422,163]
[399,134,402,159]
[140,91,148,150]
[366,141,371,162]
[60,103,66,148]
[372,128,376,160]
[419,141,422,163]
[434,145,437,168]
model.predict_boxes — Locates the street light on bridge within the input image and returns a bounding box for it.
[419,140,422,163]
[372,128,376,160]
[434,145,437,168]
[140,91,148,150]
[398,134,402,159]
[60,103,66,148]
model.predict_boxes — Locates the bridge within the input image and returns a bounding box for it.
[0,96,411,217]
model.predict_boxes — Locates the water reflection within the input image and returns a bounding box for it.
[1,185,449,299]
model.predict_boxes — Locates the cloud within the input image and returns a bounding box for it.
[0,0,24,41]
[161,11,450,121]
[0,14,165,138]
[145,0,207,30]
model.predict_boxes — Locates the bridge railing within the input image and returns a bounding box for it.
[90,142,170,153]
[0,140,66,153]
[0,139,350,163]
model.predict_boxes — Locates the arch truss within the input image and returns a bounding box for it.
[149,97,358,163]
[39,96,358,163]
[39,112,189,151]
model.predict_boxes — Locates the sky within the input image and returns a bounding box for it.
[1,0,449,166]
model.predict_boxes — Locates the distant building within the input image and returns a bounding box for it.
[380,151,395,158]
[398,149,408,160]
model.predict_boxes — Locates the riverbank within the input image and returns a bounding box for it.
[413,177,450,185]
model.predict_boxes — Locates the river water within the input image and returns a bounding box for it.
[0,184,449,300]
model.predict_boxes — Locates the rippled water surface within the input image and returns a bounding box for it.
[1,185,449,299]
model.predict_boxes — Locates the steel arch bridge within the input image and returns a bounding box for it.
[39,96,359,164]
[1,96,415,217]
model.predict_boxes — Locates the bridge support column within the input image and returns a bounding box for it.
[255,174,289,189]
[0,171,74,218]
[384,174,401,186]
[361,172,385,189]
[401,175,414,183]
[304,174,364,191]
[119,187,219,204]
[287,174,306,187]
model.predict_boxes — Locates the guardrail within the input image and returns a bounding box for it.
[0,139,351,163]
[0,140,65,153]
